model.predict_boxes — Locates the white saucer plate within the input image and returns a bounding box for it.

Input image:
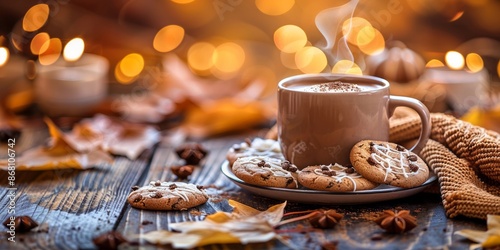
[221,161,437,205]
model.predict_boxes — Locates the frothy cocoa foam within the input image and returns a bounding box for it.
[303,81,362,93]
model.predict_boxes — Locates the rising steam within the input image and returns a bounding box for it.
[315,0,359,69]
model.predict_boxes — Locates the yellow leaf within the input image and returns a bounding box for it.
[205,211,232,223]
[455,229,490,244]
[0,117,113,171]
[461,105,500,133]
[63,114,160,160]
[183,98,270,138]
[191,231,241,246]
[43,117,77,156]
[455,215,500,249]
[483,235,500,248]
[228,199,261,217]
[140,199,286,248]
[227,199,287,226]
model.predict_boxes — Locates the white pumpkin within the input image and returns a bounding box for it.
[367,41,425,83]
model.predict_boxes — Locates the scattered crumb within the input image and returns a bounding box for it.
[189,209,204,216]
[371,233,383,241]
[141,220,153,226]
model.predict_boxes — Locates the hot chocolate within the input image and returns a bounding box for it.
[305,81,361,92]
[285,80,382,93]
[277,74,431,169]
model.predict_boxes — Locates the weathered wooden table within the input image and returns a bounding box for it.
[0,122,486,250]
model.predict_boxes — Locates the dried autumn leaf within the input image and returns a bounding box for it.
[137,200,287,249]
[182,98,271,138]
[455,215,500,250]
[0,117,113,171]
[461,105,500,133]
[63,114,160,160]
[113,93,176,123]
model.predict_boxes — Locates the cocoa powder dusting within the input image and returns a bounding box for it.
[307,81,362,93]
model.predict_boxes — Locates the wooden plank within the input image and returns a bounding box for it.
[0,126,155,249]
[117,129,487,250]
[0,125,488,249]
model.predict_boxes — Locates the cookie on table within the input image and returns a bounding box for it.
[350,140,430,188]
[127,181,208,210]
[298,163,378,192]
[232,156,299,189]
[226,137,284,166]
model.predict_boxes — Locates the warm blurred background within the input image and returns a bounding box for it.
[1,0,500,136]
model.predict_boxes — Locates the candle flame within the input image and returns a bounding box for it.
[63,38,85,62]
[0,47,9,67]
[445,51,464,70]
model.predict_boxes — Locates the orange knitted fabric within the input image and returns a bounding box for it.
[390,111,500,220]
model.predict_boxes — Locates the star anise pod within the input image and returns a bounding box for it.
[171,165,195,179]
[175,143,208,165]
[308,209,343,229]
[3,216,39,233]
[92,231,128,250]
[374,210,417,233]
[321,241,339,250]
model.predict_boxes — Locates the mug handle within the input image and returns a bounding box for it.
[389,96,431,154]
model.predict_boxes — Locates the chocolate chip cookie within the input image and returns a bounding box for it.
[231,156,299,189]
[226,138,284,166]
[127,181,208,210]
[350,140,430,188]
[298,163,378,192]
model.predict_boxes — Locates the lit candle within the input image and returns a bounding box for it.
[422,51,489,116]
[35,38,109,116]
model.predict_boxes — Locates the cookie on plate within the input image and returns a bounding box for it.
[226,137,284,166]
[298,163,378,192]
[350,140,429,188]
[232,156,299,189]
[127,181,208,210]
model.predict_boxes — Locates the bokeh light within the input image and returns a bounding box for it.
[171,0,195,3]
[450,11,464,22]
[0,47,9,66]
[119,53,145,78]
[255,0,295,16]
[63,38,85,62]
[115,63,137,84]
[153,25,185,53]
[274,25,307,53]
[30,32,50,55]
[426,59,445,67]
[497,60,500,78]
[23,4,49,32]
[187,42,215,72]
[465,53,483,72]
[332,60,362,75]
[445,51,465,70]
[342,17,374,46]
[295,46,327,73]
[357,27,385,55]
[213,42,245,73]
[38,38,62,65]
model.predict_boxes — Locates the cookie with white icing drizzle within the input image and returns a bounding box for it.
[226,138,284,166]
[232,156,299,189]
[298,163,378,192]
[350,140,429,188]
[127,181,208,210]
